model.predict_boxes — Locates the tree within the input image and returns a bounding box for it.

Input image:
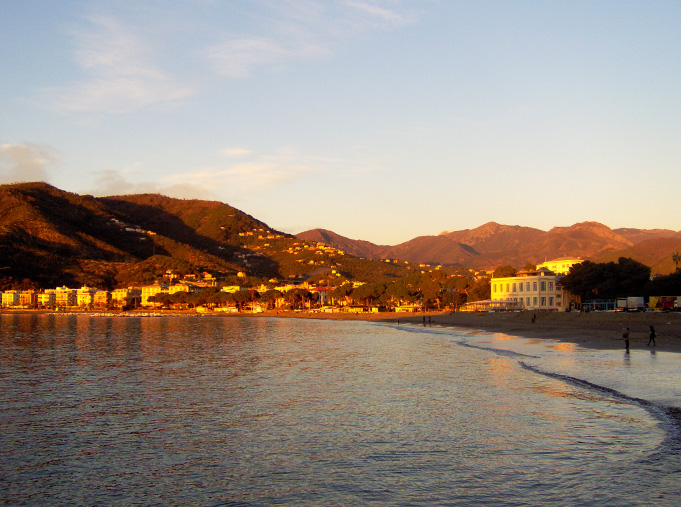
[467,277,491,302]
[419,276,443,310]
[351,283,386,306]
[493,265,517,278]
[385,277,420,306]
[331,283,354,306]
[284,288,312,309]
[260,289,283,310]
[646,270,681,296]
[232,289,258,311]
[673,252,681,272]
[559,258,651,300]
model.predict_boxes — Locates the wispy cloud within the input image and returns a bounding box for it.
[206,36,329,78]
[90,169,212,199]
[220,148,254,158]
[166,150,318,194]
[89,148,319,200]
[0,143,58,184]
[206,0,416,77]
[46,15,194,114]
[342,1,417,30]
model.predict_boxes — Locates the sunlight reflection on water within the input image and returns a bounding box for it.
[1,314,679,506]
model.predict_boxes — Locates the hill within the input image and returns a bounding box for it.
[0,182,415,289]
[297,221,680,273]
[296,229,390,259]
[2,182,678,289]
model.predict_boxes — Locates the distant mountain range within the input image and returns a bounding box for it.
[1,182,679,290]
[297,222,681,274]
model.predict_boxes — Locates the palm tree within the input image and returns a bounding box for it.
[673,252,681,272]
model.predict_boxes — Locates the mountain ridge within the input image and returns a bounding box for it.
[1,182,678,290]
[297,221,679,273]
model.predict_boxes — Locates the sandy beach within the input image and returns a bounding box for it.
[391,310,681,353]
[215,308,681,353]
[268,309,681,353]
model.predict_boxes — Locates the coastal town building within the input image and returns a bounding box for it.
[37,290,56,308]
[18,291,36,307]
[168,283,196,295]
[77,286,98,308]
[141,283,169,306]
[111,288,141,308]
[94,290,110,308]
[2,290,20,307]
[55,286,77,307]
[221,285,245,293]
[490,267,571,311]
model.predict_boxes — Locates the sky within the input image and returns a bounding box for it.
[1,1,680,245]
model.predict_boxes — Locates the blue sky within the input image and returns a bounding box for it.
[1,1,680,244]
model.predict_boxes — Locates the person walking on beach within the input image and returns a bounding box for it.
[648,325,656,347]
[622,327,630,352]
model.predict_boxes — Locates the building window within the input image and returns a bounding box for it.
[519,283,523,292]
[526,297,531,306]
[493,284,496,293]
[541,297,546,307]
[540,281,546,291]
[526,282,530,291]
[533,297,537,306]
[549,281,554,291]
[549,297,554,306]
[506,283,510,292]
[533,282,537,291]
[512,283,517,292]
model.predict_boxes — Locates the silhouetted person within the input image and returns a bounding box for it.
[648,325,656,347]
[622,327,630,352]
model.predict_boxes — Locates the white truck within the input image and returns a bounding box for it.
[616,296,646,311]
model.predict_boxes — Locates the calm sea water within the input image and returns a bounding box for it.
[1,313,680,506]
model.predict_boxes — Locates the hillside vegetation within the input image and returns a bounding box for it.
[0,182,420,289]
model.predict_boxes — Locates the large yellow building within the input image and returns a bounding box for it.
[491,267,571,311]
[535,257,583,275]
[141,283,169,306]
[111,288,142,308]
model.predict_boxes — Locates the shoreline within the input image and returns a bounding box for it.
[394,310,681,353]
[3,308,680,353]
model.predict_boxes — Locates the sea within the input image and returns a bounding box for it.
[1,313,680,506]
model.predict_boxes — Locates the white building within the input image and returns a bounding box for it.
[491,267,571,311]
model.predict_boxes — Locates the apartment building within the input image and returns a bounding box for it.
[491,267,570,311]
[111,288,142,308]
[141,283,168,306]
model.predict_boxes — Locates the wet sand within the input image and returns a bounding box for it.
[392,310,681,353]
